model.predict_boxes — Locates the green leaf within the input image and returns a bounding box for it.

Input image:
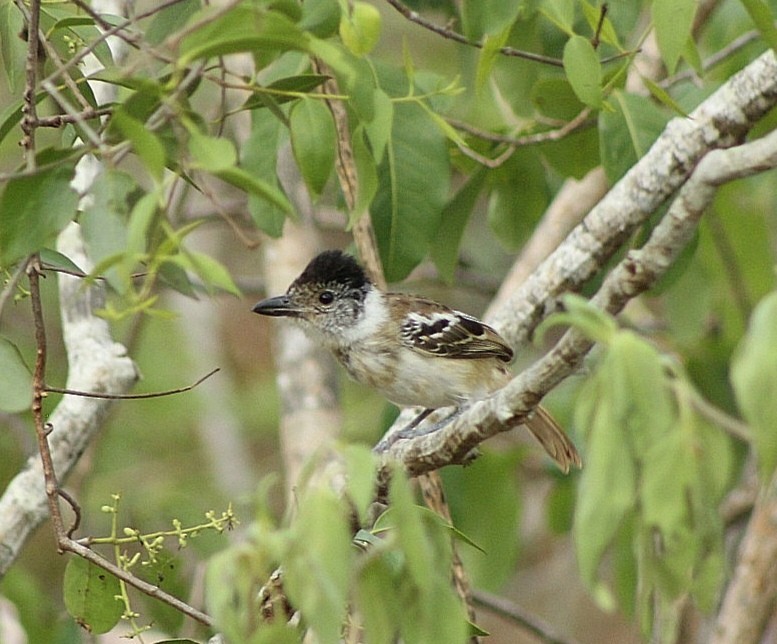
[540,293,618,345]
[641,77,689,118]
[39,248,85,275]
[531,77,587,121]
[285,487,352,644]
[364,88,394,164]
[599,90,668,183]
[388,471,435,592]
[563,35,602,108]
[580,0,622,48]
[111,109,166,181]
[653,0,697,74]
[127,190,160,258]
[430,168,487,283]
[372,103,450,282]
[731,291,777,478]
[188,132,238,173]
[0,2,26,94]
[178,6,307,64]
[80,170,136,293]
[486,151,548,250]
[350,125,379,222]
[0,164,78,266]
[62,557,123,634]
[739,0,777,53]
[289,99,336,197]
[174,250,241,297]
[339,1,382,56]
[145,0,201,45]
[475,25,512,94]
[539,0,575,35]
[461,0,522,39]
[440,450,521,590]
[342,443,378,523]
[300,0,341,37]
[243,109,288,237]
[216,166,294,215]
[356,556,401,644]
[0,337,32,413]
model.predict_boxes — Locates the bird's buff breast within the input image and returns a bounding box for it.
[333,343,511,408]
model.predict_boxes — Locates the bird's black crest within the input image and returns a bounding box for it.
[295,250,370,290]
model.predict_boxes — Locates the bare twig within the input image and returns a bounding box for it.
[18,0,41,166]
[473,589,582,644]
[448,107,594,148]
[45,367,220,400]
[384,0,565,67]
[591,3,608,50]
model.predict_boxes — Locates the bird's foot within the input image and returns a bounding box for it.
[374,406,464,453]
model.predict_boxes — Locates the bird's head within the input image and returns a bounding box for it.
[252,250,374,337]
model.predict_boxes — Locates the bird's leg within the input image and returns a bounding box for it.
[374,406,465,452]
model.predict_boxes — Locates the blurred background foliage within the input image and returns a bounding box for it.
[0,0,776,642]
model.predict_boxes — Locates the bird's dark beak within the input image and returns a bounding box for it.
[252,295,300,318]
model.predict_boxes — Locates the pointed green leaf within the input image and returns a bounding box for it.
[63,557,123,634]
[0,164,78,266]
[0,337,32,413]
[0,2,26,94]
[80,170,136,293]
[178,6,307,64]
[243,109,288,237]
[111,109,166,181]
[216,166,293,215]
[145,0,201,45]
[430,168,487,283]
[599,90,668,182]
[731,291,777,478]
[653,0,697,74]
[188,132,238,173]
[563,35,602,108]
[372,103,450,282]
[350,125,379,223]
[175,250,241,297]
[339,1,381,56]
[739,0,777,53]
[285,488,352,644]
[289,98,336,197]
[642,77,689,117]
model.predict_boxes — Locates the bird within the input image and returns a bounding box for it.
[252,250,581,472]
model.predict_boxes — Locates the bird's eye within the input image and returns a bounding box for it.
[318,290,335,305]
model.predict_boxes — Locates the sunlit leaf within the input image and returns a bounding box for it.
[563,35,602,108]
[290,98,336,197]
[653,0,696,74]
[339,1,381,56]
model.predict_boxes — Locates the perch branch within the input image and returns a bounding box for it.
[378,51,777,477]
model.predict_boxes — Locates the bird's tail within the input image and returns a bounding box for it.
[525,405,582,473]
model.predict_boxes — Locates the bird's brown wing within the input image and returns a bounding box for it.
[389,294,514,362]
